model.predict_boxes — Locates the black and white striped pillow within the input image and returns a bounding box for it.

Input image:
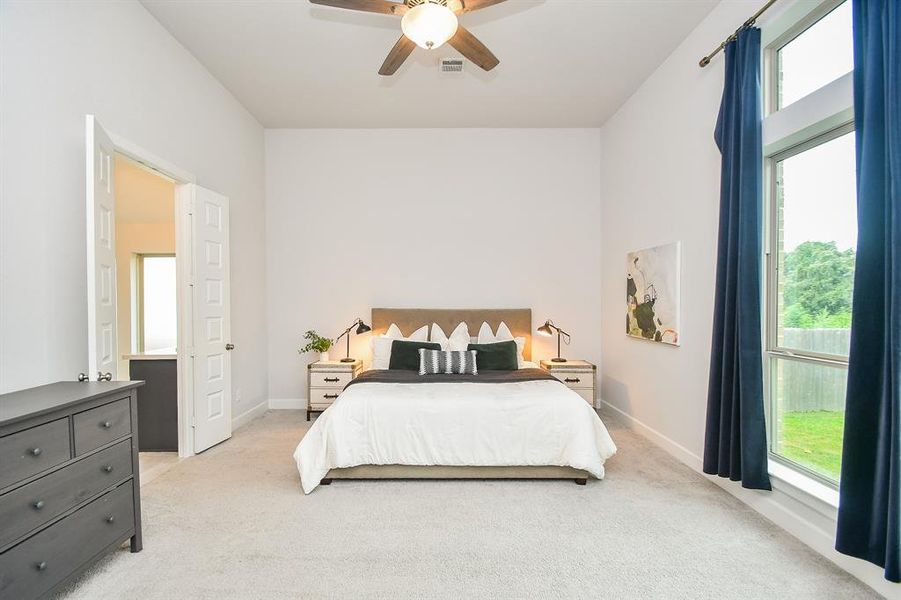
[419,349,478,375]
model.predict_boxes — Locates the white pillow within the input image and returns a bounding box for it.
[477,321,526,368]
[382,323,428,341]
[371,324,428,369]
[430,322,470,352]
[477,322,495,344]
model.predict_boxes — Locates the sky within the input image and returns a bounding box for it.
[778,1,857,253]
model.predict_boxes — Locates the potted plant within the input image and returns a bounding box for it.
[299,330,334,362]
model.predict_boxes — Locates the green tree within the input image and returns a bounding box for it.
[783,241,855,328]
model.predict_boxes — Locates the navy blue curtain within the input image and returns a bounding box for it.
[835,0,900,583]
[703,27,772,491]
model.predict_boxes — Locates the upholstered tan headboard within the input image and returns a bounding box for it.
[371,308,532,361]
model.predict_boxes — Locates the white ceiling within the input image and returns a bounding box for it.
[141,0,717,128]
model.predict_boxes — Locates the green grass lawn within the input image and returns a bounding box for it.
[779,411,844,482]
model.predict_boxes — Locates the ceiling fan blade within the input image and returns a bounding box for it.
[309,0,407,16]
[448,26,499,71]
[459,0,508,13]
[379,35,416,75]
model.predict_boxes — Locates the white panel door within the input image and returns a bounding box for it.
[86,116,117,381]
[191,185,233,452]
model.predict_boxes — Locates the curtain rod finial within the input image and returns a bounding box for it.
[699,56,711,68]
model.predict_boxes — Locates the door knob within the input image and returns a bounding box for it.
[97,372,112,381]
[225,343,235,351]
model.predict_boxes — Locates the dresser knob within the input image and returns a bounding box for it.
[36,561,47,571]
[102,421,112,429]
[30,447,42,456]
[33,500,45,510]
[103,465,113,473]
[105,515,115,524]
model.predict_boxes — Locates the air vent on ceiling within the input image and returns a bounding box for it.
[440,58,464,73]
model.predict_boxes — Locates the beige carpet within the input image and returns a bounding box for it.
[58,409,880,599]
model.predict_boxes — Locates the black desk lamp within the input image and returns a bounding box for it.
[537,319,570,363]
[336,318,372,363]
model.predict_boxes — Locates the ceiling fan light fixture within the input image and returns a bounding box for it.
[401,2,458,50]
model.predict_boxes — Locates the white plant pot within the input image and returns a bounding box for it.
[319,351,330,362]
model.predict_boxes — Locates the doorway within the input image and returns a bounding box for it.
[85,115,234,460]
[114,155,179,470]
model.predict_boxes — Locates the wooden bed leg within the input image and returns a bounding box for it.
[574,478,587,486]
[320,478,332,486]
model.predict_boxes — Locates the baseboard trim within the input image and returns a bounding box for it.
[599,400,896,599]
[232,400,267,430]
[268,398,305,410]
[600,400,703,471]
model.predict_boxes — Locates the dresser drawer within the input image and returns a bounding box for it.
[0,419,71,491]
[0,439,133,550]
[0,482,134,600]
[73,398,131,456]
[309,388,342,411]
[549,371,594,389]
[310,371,354,388]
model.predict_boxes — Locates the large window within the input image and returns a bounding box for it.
[764,0,855,487]
[776,1,852,109]
[135,254,177,353]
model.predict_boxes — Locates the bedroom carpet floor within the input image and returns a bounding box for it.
[58,408,880,600]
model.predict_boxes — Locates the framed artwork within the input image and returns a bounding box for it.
[626,242,681,346]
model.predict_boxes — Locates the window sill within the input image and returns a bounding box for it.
[768,459,839,515]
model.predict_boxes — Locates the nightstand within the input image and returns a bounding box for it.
[307,359,363,421]
[539,359,596,407]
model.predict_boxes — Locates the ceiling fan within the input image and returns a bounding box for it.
[309,0,507,75]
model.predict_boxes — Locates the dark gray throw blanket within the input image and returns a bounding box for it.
[344,368,559,390]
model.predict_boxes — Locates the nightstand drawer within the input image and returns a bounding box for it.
[309,387,342,408]
[310,371,354,388]
[570,388,594,405]
[549,371,594,389]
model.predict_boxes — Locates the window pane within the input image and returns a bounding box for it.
[771,357,846,483]
[142,256,177,352]
[775,131,857,356]
[777,2,853,109]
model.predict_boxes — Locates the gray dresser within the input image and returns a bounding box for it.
[0,381,143,599]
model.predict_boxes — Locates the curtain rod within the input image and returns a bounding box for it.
[699,0,780,67]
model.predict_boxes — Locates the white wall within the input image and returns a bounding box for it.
[265,128,602,403]
[115,222,176,379]
[598,1,896,596]
[0,0,268,418]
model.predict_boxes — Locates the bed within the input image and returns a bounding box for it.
[293,308,617,493]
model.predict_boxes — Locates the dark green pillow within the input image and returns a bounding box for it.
[467,340,519,371]
[389,340,441,370]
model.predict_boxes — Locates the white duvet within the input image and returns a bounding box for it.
[293,379,618,493]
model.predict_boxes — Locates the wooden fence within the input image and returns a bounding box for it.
[776,329,850,413]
